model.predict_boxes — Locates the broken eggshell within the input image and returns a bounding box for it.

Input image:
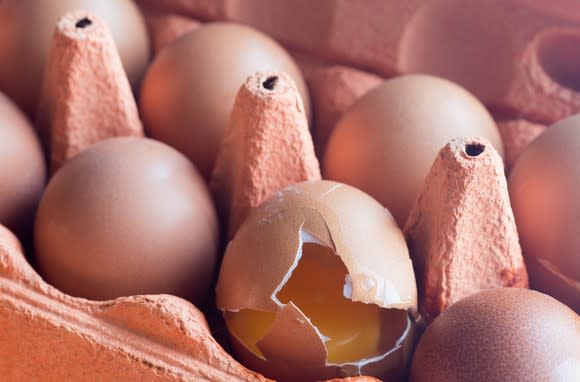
[216,180,418,381]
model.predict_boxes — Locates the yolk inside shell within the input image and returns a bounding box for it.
[225,243,382,364]
[226,309,276,357]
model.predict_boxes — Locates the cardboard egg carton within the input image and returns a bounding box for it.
[139,0,580,168]
[0,225,269,381]
[2,1,580,381]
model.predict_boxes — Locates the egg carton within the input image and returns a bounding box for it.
[138,0,580,168]
[1,0,580,381]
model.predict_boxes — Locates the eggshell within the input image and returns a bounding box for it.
[509,114,580,312]
[216,180,418,381]
[306,65,383,157]
[218,180,417,311]
[35,137,218,303]
[495,117,546,172]
[323,74,504,226]
[257,302,329,365]
[405,136,527,322]
[525,255,580,313]
[211,71,320,238]
[140,22,310,178]
[0,92,46,237]
[410,288,580,382]
[141,9,201,55]
[228,306,416,382]
[0,0,150,116]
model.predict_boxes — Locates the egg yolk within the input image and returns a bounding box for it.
[225,243,382,364]
[225,308,276,357]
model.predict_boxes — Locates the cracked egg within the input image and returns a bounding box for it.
[216,180,418,381]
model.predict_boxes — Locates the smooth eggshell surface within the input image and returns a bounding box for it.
[410,288,580,382]
[140,22,310,178]
[323,74,504,226]
[0,0,150,115]
[0,92,46,237]
[509,114,580,311]
[35,137,219,303]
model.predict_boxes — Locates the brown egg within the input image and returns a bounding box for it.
[35,137,218,303]
[323,74,504,226]
[140,22,311,179]
[216,180,418,382]
[0,0,150,115]
[0,92,46,237]
[509,114,580,312]
[410,288,580,381]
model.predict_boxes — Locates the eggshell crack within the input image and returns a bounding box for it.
[257,302,328,365]
[217,181,417,312]
[225,299,417,382]
[216,180,418,381]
